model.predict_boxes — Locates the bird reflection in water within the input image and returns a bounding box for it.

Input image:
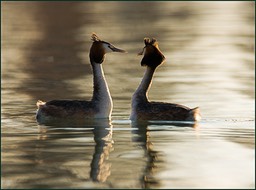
[90,121,113,182]
[131,121,198,188]
[37,119,113,184]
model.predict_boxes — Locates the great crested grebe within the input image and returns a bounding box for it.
[130,38,201,121]
[36,33,126,123]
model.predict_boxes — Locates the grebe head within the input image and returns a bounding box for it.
[138,38,165,69]
[90,33,127,64]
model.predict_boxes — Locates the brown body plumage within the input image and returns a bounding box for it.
[36,33,126,123]
[130,38,201,121]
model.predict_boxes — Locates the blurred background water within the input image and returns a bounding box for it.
[1,1,255,189]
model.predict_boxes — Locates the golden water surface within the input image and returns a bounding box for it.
[2,1,255,188]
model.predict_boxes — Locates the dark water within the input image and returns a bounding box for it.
[1,1,255,189]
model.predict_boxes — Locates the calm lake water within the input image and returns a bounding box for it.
[1,1,255,189]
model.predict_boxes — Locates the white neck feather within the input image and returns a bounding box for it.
[91,62,113,118]
[132,67,155,103]
[130,67,155,120]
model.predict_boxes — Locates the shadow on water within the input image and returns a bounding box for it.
[131,120,197,188]
[3,119,113,188]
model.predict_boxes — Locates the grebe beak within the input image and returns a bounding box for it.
[109,44,127,53]
[138,47,145,56]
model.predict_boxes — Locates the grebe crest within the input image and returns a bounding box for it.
[130,37,201,122]
[36,33,126,124]
[139,38,166,69]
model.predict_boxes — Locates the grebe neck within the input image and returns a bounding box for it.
[91,62,112,107]
[133,66,155,102]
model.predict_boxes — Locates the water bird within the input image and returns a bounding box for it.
[130,38,201,121]
[36,33,126,123]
